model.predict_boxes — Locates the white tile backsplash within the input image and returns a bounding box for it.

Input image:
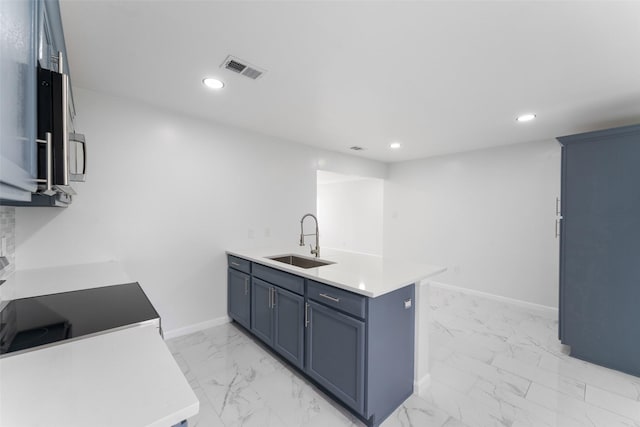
[0,206,16,279]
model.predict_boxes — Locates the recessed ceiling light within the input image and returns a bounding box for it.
[516,113,536,122]
[389,142,402,149]
[202,77,224,90]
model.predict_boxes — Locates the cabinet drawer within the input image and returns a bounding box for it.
[253,263,304,295]
[308,280,366,319]
[228,255,251,274]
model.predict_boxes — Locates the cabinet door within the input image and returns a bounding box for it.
[273,287,304,369]
[559,131,640,376]
[0,0,38,201]
[227,268,250,329]
[251,278,273,345]
[305,300,365,415]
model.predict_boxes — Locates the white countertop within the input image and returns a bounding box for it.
[0,324,199,427]
[0,261,132,304]
[227,247,446,297]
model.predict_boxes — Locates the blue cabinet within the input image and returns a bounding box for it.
[307,280,416,426]
[557,124,640,377]
[1,0,78,204]
[0,0,38,201]
[250,277,274,345]
[306,300,365,413]
[227,255,416,427]
[249,275,305,369]
[273,286,304,369]
[227,268,250,330]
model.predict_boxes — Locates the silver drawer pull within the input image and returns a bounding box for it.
[231,261,240,267]
[319,293,340,303]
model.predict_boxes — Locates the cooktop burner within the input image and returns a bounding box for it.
[0,283,160,356]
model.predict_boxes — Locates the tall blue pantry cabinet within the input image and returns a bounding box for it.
[557,124,640,376]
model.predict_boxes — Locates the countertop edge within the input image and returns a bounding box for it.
[226,249,446,298]
[0,325,199,427]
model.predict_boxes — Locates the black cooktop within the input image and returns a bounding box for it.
[0,283,160,356]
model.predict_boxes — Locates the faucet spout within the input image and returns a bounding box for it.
[299,213,320,258]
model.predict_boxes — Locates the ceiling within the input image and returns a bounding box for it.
[60,1,640,163]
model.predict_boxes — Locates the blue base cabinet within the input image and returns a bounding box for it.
[306,300,366,414]
[250,263,306,369]
[273,286,304,369]
[227,268,250,330]
[227,255,415,427]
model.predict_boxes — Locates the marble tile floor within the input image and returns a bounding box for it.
[167,286,640,427]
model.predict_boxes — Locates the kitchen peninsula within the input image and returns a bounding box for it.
[226,247,445,427]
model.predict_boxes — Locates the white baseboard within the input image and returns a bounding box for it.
[414,374,432,396]
[429,281,558,319]
[163,316,231,340]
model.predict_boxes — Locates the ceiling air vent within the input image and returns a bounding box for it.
[221,55,266,80]
[350,146,365,151]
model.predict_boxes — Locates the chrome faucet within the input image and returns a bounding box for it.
[300,213,320,258]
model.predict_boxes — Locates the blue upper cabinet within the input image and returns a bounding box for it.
[1,0,77,203]
[0,0,39,201]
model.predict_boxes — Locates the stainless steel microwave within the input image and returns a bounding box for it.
[36,60,86,197]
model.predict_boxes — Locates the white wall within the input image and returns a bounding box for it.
[384,140,561,308]
[15,88,387,335]
[317,172,384,256]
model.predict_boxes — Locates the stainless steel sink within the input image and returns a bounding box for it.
[267,255,335,269]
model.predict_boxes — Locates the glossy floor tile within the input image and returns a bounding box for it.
[167,285,640,426]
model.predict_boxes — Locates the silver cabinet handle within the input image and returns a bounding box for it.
[305,303,309,328]
[319,293,340,303]
[35,132,55,196]
[61,67,69,186]
[244,277,248,295]
[555,197,561,216]
[271,287,276,309]
[231,261,240,267]
[555,219,560,238]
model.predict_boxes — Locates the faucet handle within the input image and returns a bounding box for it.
[309,244,319,257]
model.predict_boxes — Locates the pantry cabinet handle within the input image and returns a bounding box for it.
[555,219,560,238]
[319,293,340,303]
[244,277,248,295]
[61,69,69,186]
[305,303,309,327]
[35,132,54,196]
[555,197,561,216]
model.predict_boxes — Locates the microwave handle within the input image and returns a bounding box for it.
[70,133,87,176]
[80,138,87,175]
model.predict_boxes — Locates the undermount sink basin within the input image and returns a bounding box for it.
[268,254,335,269]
